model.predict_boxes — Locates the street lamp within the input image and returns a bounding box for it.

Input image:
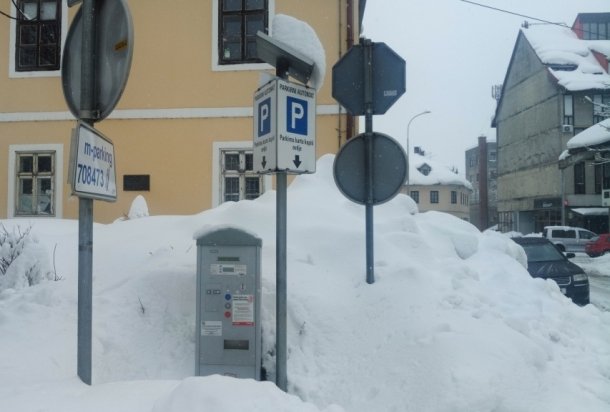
[406,110,431,194]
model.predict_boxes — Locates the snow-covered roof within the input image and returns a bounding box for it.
[523,25,610,91]
[571,207,609,216]
[409,153,472,189]
[567,118,610,149]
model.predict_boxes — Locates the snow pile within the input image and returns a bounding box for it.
[273,14,326,91]
[1,155,609,411]
[127,195,150,219]
[523,25,610,91]
[567,117,610,149]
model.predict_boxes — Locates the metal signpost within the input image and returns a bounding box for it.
[254,31,315,392]
[332,38,406,284]
[61,0,133,385]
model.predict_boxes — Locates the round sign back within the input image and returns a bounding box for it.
[62,0,134,121]
[333,132,407,205]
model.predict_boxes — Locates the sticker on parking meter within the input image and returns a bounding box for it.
[202,320,222,336]
[232,295,254,326]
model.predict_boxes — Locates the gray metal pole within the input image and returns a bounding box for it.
[363,38,374,284]
[78,0,96,385]
[275,61,289,392]
[275,171,288,391]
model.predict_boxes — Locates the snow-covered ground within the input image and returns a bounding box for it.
[1,155,609,412]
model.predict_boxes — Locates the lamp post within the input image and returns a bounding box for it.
[406,110,431,194]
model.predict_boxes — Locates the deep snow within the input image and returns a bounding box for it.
[1,155,609,412]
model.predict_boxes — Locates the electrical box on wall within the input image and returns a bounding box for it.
[602,189,610,207]
[195,228,262,380]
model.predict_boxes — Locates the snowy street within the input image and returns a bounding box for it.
[573,255,610,312]
[589,274,610,311]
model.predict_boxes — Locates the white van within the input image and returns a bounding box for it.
[542,226,597,253]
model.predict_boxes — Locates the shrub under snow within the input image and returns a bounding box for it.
[0,224,53,291]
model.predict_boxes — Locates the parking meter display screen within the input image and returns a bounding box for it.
[218,256,240,262]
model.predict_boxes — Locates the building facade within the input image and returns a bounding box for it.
[402,150,472,221]
[465,136,497,230]
[1,0,360,223]
[492,13,610,234]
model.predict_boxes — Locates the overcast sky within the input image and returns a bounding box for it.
[361,0,609,175]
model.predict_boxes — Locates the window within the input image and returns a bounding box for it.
[123,175,150,191]
[574,162,586,194]
[451,190,457,204]
[595,164,603,194]
[489,151,496,162]
[552,229,575,239]
[417,163,431,176]
[221,150,263,202]
[218,0,268,65]
[499,211,514,233]
[430,190,439,204]
[582,22,610,40]
[15,151,55,216]
[410,190,419,204]
[14,0,61,72]
[593,94,610,124]
[579,230,596,241]
[563,94,573,125]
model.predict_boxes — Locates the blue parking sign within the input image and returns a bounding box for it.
[258,97,271,137]
[286,96,307,135]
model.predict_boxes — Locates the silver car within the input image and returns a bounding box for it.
[542,226,597,253]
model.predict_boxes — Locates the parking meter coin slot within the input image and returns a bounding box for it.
[224,339,250,350]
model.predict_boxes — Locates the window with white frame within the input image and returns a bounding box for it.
[221,149,263,202]
[218,0,268,65]
[15,151,55,216]
[14,0,62,72]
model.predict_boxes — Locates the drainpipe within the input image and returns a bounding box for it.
[345,0,355,140]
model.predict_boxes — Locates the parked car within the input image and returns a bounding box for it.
[512,237,589,305]
[585,233,610,257]
[542,226,597,253]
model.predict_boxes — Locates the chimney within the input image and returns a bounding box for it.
[478,136,489,230]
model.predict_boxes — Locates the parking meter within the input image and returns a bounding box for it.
[195,228,262,380]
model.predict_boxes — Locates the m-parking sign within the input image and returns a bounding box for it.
[253,78,316,174]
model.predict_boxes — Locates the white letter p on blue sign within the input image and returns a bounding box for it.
[287,97,307,135]
[258,98,271,136]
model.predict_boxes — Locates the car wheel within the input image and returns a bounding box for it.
[556,244,565,252]
[587,253,597,257]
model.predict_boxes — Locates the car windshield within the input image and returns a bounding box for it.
[521,243,565,262]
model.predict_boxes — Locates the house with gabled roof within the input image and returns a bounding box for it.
[402,149,472,221]
[492,13,610,234]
